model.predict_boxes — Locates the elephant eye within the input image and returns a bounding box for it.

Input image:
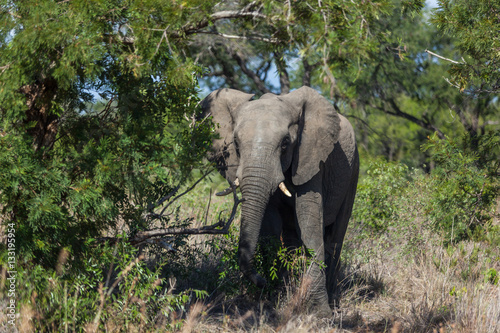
[281,136,290,152]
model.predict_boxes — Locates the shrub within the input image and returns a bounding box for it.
[423,133,499,244]
[12,238,207,331]
[352,158,411,232]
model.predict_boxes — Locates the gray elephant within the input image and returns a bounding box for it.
[201,86,359,315]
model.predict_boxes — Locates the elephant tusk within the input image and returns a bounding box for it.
[279,182,292,197]
[216,178,240,196]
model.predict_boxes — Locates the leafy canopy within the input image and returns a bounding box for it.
[431,0,500,95]
[0,0,214,266]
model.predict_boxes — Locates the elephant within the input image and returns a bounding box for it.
[201,86,359,315]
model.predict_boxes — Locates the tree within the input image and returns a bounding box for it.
[431,0,500,96]
[330,3,499,165]
[191,1,499,166]
[191,0,403,95]
[0,0,266,266]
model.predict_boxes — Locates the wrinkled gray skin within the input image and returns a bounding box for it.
[201,86,359,316]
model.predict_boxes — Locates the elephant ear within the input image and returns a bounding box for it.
[201,88,254,182]
[279,86,341,186]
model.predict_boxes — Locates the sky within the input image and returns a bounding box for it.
[427,0,438,9]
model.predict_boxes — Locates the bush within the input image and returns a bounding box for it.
[352,158,411,232]
[13,238,208,331]
[0,0,215,269]
[423,133,499,244]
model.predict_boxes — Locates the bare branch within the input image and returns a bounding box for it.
[170,9,268,39]
[374,98,446,139]
[275,52,290,94]
[0,64,11,75]
[231,50,271,94]
[425,49,464,65]
[97,181,243,246]
[155,170,213,217]
[6,11,21,18]
[196,31,278,44]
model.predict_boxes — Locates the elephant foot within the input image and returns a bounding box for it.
[310,302,332,318]
[247,271,267,288]
[308,292,332,318]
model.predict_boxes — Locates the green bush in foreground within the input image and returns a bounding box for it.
[0,0,214,268]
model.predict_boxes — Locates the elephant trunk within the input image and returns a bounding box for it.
[237,167,273,288]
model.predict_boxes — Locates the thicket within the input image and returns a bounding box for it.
[355,133,499,244]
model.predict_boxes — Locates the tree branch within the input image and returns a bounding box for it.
[275,52,290,94]
[97,173,243,246]
[196,31,278,44]
[302,58,318,87]
[378,98,446,139]
[425,49,463,65]
[155,170,212,217]
[231,50,271,94]
[170,7,267,39]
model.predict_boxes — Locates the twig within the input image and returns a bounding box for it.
[151,183,182,212]
[468,182,486,227]
[97,179,242,246]
[444,77,461,89]
[425,49,464,65]
[6,11,21,18]
[203,188,213,226]
[196,31,278,44]
[156,170,213,217]
[0,64,11,74]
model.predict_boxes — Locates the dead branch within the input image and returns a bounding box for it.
[155,170,213,217]
[167,6,268,39]
[231,50,271,94]
[97,174,242,246]
[425,49,464,65]
[196,31,279,44]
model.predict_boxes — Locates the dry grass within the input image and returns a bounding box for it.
[163,184,500,333]
[169,226,499,333]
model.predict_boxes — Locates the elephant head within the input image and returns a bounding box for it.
[201,87,341,287]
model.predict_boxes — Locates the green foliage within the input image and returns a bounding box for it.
[269,247,323,284]
[431,0,500,95]
[13,240,206,331]
[338,1,486,166]
[352,131,499,246]
[484,268,499,285]
[1,1,499,330]
[195,0,397,94]
[0,0,215,267]
[423,133,499,244]
[353,158,411,232]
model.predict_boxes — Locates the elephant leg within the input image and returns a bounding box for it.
[325,175,358,304]
[260,197,301,281]
[259,200,283,240]
[258,202,283,272]
[295,180,330,316]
